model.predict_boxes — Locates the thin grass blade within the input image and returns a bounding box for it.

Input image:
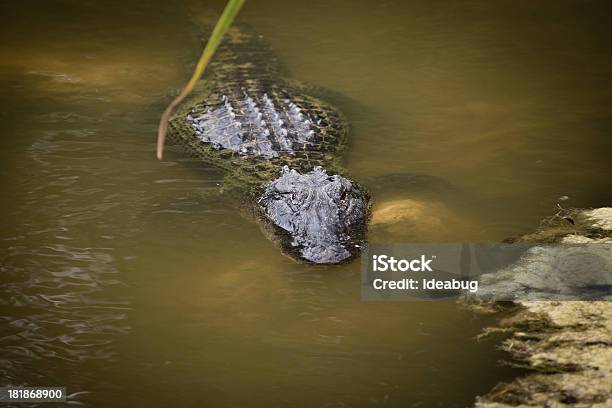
[156,0,246,160]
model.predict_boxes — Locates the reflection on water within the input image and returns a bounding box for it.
[1,244,129,374]
[1,0,611,406]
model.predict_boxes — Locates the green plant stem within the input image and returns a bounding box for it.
[156,0,246,160]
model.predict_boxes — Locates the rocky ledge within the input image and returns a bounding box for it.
[473,208,612,408]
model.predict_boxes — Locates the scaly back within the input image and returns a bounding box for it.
[167,28,349,192]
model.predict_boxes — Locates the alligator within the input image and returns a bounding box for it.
[167,28,371,264]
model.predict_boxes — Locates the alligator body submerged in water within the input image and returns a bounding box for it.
[167,29,371,264]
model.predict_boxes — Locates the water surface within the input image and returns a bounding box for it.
[1,0,611,406]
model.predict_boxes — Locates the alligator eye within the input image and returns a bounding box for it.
[340,190,347,201]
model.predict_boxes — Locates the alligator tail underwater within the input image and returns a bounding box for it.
[167,28,371,264]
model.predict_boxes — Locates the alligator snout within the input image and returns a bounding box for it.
[258,166,370,264]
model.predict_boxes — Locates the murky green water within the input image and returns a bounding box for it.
[1,0,611,406]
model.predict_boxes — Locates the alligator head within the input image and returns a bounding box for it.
[258,166,370,264]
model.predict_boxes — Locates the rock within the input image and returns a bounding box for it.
[584,208,612,231]
[471,244,611,301]
[372,199,445,228]
[370,198,469,241]
[473,208,612,408]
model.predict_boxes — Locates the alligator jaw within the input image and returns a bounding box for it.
[258,166,370,264]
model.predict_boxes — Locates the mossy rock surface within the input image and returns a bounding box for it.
[473,208,612,408]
